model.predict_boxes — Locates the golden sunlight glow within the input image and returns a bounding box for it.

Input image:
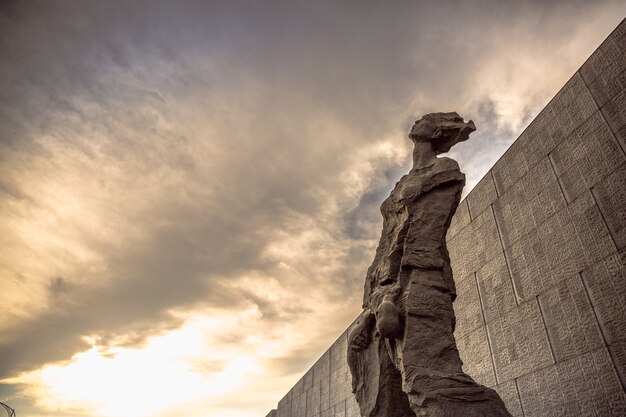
[6,310,265,417]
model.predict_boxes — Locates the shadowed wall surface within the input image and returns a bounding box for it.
[267,18,626,417]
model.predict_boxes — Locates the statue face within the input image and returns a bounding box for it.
[409,119,439,142]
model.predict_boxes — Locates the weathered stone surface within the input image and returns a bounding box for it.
[467,172,498,220]
[491,73,596,196]
[549,110,625,202]
[476,252,517,323]
[580,23,626,108]
[493,158,566,250]
[601,86,626,154]
[537,275,604,363]
[506,191,614,302]
[447,199,470,240]
[448,205,502,281]
[608,338,626,392]
[516,347,626,417]
[487,299,553,382]
[349,113,511,417]
[581,251,626,345]
[456,325,496,387]
[592,162,626,250]
[453,273,484,338]
[493,381,523,417]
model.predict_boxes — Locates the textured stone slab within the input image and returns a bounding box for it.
[334,400,346,417]
[345,396,359,417]
[321,407,333,417]
[550,110,625,202]
[278,389,292,417]
[608,338,626,392]
[601,85,626,154]
[592,162,626,250]
[537,275,604,363]
[544,73,598,146]
[456,325,496,387]
[320,375,330,411]
[492,73,596,196]
[313,351,330,382]
[447,199,471,241]
[581,251,626,345]
[476,252,517,323]
[493,380,523,417]
[506,191,614,301]
[449,206,502,281]
[304,368,314,391]
[329,364,351,408]
[330,332,347,374]
[517,347,626,417]
[493,158,566,249]
[492,108,556,195]
[487,299,553,382]
[580,24,626,108]
[453,273,484,337]
[467,172,498,220]
[289,392,300,417]
[307,383,321,416]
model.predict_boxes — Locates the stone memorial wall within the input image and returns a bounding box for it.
[267,18,626,417]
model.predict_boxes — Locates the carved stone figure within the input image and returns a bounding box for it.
[348,112,512,417]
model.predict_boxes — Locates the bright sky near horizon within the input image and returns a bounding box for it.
[1,1,625,416]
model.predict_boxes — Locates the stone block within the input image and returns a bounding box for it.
[580,25,626,108]
[330,332,347,374]
[493,158,566,249]
[601,85,626,153]
[449,206,502,281]
[467,172,498,220]
[492,108,556,195]
[345,395,359,417]
[320,375,330,411]
[456,325,496,387]
[334,400,346,417]
[581,251,626,345]
[278,389,292,417]
[492,74,596,196]
[321,407,333,417]
[476,252,517,323]
[537,275,604,363]
[448,199,471,241]
[592,162,626,250]
[506,191,613,301]
[517,347,626,417]
[313,351,330,382]
[307,383,321,417]
[549,110,625,202]
[329,364,351,408]
[453,273,484,337]
[608,338,626,392]
[544,73,598,147]
[289,392,300,417]
[493,380,523,417]
[304,368,314,391]
[487,299,553,382]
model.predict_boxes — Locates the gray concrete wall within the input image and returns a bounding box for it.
[271,18,626,417]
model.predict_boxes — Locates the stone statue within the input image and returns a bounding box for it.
[347,112,512,417]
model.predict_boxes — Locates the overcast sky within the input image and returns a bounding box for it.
[0,1,624,416]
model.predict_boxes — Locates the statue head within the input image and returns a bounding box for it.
[409,112,476,154]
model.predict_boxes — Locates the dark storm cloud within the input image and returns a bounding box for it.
[0,3,625,415]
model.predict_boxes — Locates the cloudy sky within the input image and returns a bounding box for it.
[0,1,624,416]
